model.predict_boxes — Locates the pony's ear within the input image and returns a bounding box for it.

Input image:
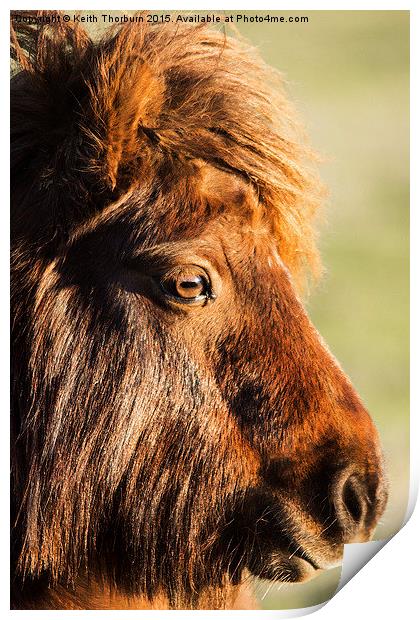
[84,24,165,191]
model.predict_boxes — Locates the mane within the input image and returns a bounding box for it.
[11,10,324,284]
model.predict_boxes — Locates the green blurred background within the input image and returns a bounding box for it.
[69,9,410,610]
[237,10,410,609]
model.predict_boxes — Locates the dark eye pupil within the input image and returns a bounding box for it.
[175,275,205,298]
[179,277,201,289]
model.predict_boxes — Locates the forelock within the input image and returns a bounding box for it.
[11,10,324,284]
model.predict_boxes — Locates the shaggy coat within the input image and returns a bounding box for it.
[11,11,387,609]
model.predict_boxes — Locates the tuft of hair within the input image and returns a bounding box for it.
[11,10,325,286]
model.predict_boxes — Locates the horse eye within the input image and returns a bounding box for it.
[159,268,213,305]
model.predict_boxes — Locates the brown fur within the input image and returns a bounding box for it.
[11,11,387,610]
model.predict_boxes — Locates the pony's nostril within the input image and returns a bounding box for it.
[333,470,369,539]
[342,475,365,525]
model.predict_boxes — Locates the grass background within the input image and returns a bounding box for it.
[69,9,409,610]
[237,10,409,609]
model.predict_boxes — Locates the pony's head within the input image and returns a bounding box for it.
[11,13,387,609]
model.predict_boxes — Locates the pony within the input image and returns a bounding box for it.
[10,11,388,610]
